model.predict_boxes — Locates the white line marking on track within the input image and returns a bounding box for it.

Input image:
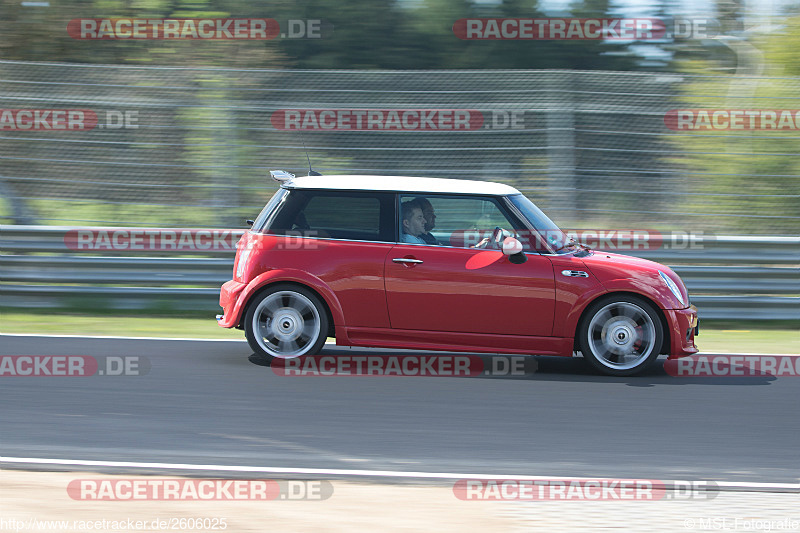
[0,456,798,491]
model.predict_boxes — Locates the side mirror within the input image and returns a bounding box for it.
[246,219,255,227]
[502,237,527,264]
[502,237,522,255]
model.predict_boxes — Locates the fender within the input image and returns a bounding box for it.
[231,268,346,329]
[547,254,609,339]
[578,252,687,310]
[553,283,609,339]
[597,278,684,311]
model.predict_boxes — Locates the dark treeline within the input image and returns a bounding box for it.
[0,0,715,70]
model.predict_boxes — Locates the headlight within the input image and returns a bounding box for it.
[659,270,685,307]
[235,247,251,279]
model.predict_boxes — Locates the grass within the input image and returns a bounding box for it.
[0,312,797,354]
[694,326,799,355]
[0,311,243,340]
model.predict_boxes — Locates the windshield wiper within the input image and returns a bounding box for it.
[552,239,592,256]
[574,242,592,257]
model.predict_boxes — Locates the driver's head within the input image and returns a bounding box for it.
[414,197,436,232]
[401,200,426,237]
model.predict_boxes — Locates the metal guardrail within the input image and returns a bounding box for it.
[1,225,799,320]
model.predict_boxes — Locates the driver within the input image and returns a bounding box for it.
[400,200,428,244]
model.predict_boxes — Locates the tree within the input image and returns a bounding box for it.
[665,19,800,234]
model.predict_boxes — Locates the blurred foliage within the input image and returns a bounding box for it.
[760,16,800,77]
[0,0,648,69]
[666,17,800,233]
[1,0,797,233]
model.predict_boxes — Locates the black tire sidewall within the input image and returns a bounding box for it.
[578,294,664,376]
[244,283,329,359]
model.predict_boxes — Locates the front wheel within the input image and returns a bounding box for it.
[244,284,329,359]
[577,296,664,376]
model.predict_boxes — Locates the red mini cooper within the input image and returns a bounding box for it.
[218,172,698,376]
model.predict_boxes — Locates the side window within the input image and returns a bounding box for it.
[266,191,393,242]
[398,195,521,248]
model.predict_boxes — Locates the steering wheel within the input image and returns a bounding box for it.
[473,226,507,249]
[489,226,505,249]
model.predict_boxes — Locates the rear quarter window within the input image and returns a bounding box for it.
[266,190,394,242]
[304,196,379,233]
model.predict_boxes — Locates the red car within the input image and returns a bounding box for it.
[218,172,698,376]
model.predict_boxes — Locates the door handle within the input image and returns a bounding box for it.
[392,258,423,264]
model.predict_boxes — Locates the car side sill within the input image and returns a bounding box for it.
[340,327,573,357]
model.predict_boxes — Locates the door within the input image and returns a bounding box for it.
[385,195,556,337]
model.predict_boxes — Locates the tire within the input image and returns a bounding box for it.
[244,284,329,359]
[577,295,664,376]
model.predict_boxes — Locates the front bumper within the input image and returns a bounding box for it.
[217,279,247,328]
[666,304,699,359]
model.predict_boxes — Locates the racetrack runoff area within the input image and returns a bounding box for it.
[1,469,798,532]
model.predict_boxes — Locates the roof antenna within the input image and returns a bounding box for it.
[302,138,322,176]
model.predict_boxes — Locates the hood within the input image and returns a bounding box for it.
[579,251,689,309]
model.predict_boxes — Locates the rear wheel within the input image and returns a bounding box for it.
[244,284,328,359]
[578,295,663,376]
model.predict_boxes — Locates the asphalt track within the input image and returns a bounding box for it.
[1,335,798,484]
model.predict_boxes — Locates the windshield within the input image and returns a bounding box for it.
[508,193,581,254]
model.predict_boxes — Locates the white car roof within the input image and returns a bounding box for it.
[283,174,520,196]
